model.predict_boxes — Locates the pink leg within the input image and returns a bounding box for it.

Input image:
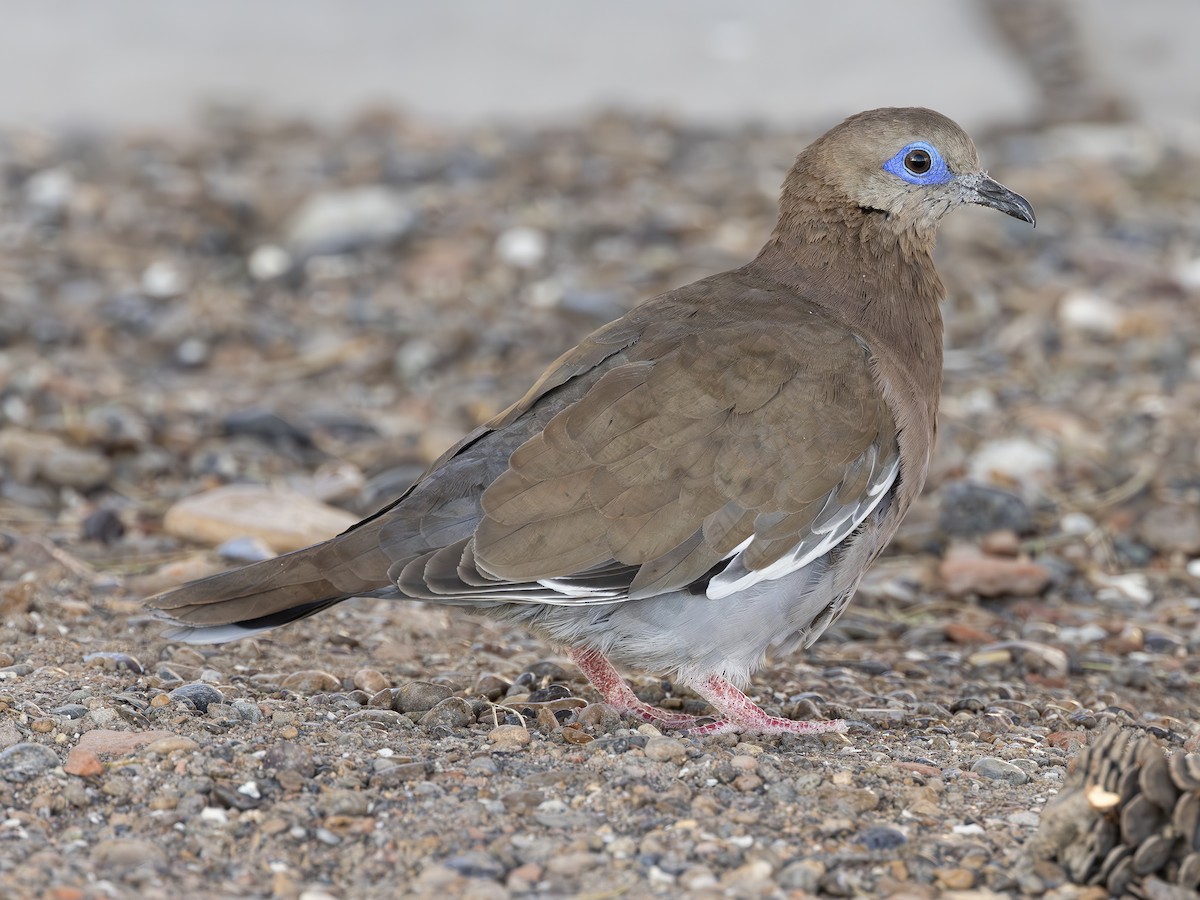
[569,647,704,729]
[686,676,847,737]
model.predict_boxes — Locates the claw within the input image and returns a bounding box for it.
[569,647,845,737]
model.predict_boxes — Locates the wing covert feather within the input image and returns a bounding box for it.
[472,305,899,601]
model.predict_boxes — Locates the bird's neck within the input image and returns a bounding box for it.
[750,197,946,406]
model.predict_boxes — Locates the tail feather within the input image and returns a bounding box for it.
[161,598,347,644]
[148,525,397,636]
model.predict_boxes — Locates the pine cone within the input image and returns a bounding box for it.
[1024,727,1200,898]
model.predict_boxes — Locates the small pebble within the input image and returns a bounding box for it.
[248,244,292,280]
[419,697,474,729]
[778,859,825,892]
[443,851,505,879]
[394,681,454,713]
[168,683,224,713]
[83,652,145,675]
[264,742,315,778]
[215,535,276,563]
[41,446,112,490]
[353,668,390,694]
[971,756,1030,785]
[576,702,623,732]
[142,260,187,298]
[643,737,687,763]
[144,736,200,755]
[281,670,341,694]
[857,825,908,850]
[82,508,126,544]
[495,226,547,268]
[473,674,510,701]
[0,742,59,782]
[936,867,977,890]
[488,725,532,749]
[91,838,166,873]
[63,748,104,777]
[232,699,263,723]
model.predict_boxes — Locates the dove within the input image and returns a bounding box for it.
[149,107,1034,735]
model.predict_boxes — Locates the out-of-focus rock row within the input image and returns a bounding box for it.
[1025,727,1200,898]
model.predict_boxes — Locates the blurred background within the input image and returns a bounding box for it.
[4,3,1200,898]
[0,0,1196,134]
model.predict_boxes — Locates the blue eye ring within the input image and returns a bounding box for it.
[883,141,953,186]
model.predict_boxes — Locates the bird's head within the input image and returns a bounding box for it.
[790,107,1035,237]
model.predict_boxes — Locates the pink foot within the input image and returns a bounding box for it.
[569,647,704,729]
[569,649,844,737]
[686,676,847,736]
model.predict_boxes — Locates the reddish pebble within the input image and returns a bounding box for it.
[561,725,593,745]
[1045,731,1088,753]
[944,622,993,644]
[980,529,1020,556]
[64,748,104,777]
[892,761,941,778]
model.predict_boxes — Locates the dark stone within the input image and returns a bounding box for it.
[168,683,224,713]
[221,408,314,449]
[442,851,505,880]
[938,480,1032,537]
[83,652,145,675]
[0,742,59,782]
[82,508,125,544]
[857,825,908,851]
[211,782,261,810]
[526,684,573,703]
[264,741,315,778]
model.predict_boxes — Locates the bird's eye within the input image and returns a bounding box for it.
[904,148,931,175]
[883,142,952,186]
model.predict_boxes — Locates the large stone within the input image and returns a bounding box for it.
[940,544,1051,598]
[163,484,357,552]
[91,838,167,874]
[0,742,59,782]
[938,480,1032,538]
[967,437,1057,500]
[286,186,417,256]
[1139,505,1200,555]
[75,729,177,757]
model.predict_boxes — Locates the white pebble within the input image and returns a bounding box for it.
[142,260,186,299]
[1093,572,1154,606]
[1008,810,1041,828]
[1059,624,1108,645]
[525,278,563,309]
[968,437,1056,495]
[237,781,261,799]
[959,387,997,416]
[1174,257,1200,291]
[200,807,228,825]
[647,866,676,886]
[1186,558,1200,579]
[1058,290,1123,338]
[495,226,547,268]
[1060,512,1096,535]
[952,823,986,836]
[248,244,292,280]
[25,167,74,212]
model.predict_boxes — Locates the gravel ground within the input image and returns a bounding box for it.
[2,108,1200,899]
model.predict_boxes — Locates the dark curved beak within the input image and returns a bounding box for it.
[961,173,1036,227]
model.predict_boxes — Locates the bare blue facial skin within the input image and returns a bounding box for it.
[883,141,953,186]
